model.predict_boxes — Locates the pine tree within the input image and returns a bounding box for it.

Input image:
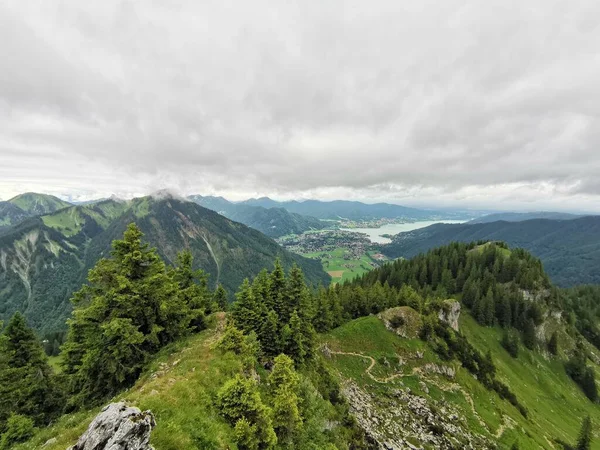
[284,311,307,365]
[522,318,536,350]
[268,354,302,442]
[62,223,189,403]
[217,375,277,449]
[268,259,286,320]
[576,416,592,450]
[548,332,558,355]
[259,309,281,358]
[0,313,63,430]
[231,279,260,334]
[171,250,210,331]
[213,284,229,312]
[284,265,312,322]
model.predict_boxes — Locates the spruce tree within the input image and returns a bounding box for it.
[213,284,229,312]
[231,279,260,334]
[268,354,302,443]
[576,416,592,450]
[268,259,286,320]
[0,313,62,429]
[62,223,190,403]
[548,332,558,355]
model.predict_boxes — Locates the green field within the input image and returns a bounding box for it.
[302,247,384,283]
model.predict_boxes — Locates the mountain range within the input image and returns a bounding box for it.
[188,195,327,238]
[240,197,476,221]
[469,211,582,224]
[0,194,328,333]
[382,216,600,287]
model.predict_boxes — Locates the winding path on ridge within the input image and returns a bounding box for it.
[327,348,491,432]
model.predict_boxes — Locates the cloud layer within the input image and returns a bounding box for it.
[1,0,600,211]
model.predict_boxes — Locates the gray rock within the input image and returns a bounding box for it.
[438,301,461,331]
[68,402,156,450]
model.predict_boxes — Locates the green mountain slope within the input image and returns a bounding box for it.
[0,196,328,333]
[321,312,600,449]
[382,216,600,287]
[0,201,30,231]
[188,195,327,238]
[8,192,72,215]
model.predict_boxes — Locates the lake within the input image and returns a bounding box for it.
[340,220,466,244]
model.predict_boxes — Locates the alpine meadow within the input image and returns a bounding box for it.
[2,1,600,449]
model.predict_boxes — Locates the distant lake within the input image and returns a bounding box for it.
[341,220,466,244]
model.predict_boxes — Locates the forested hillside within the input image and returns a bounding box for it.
[188,195,327,237]
[0,196,328,334]
[382,216,600,287]
[0,202,30,231]
[6,236,599,449]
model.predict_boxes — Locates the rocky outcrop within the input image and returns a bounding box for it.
[341,381,491,449]
[68,403,156,450]
[438,301,461,331]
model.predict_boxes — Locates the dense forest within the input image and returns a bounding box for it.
[381,216,600,287]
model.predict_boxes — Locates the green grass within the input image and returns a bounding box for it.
[321,313,600,449]
[303,248,382,283]
[47,355,63,374]
[18,325,240,450]
[460,314,600,449]
[41,207,84,236]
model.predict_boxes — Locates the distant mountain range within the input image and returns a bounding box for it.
[188,195,327,238]
[240,197,476,221]
[469,211,582,224]
[381,216,600,287]
[0,194,328,333]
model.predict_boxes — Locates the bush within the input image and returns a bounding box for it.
[0,414,35,450]
[389,315,405,329]
[501,330,519,358]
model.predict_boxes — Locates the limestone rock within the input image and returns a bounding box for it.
[68,402,156,450]
[438,301,461,331]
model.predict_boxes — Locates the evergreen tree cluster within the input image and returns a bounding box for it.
[0,313,64,443]
[231,261,317,365]
[62,224,223,405]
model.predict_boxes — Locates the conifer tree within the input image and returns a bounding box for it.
[268,354,302,443]
[576,416,592,450]
[217,375,277,449]
[62,223,191,403]
[214,284,229,312]
[231,279,260,334]
[0,313,63,430]
[284,311,307,364]
[548,332,558,355]
[268,259,286,320]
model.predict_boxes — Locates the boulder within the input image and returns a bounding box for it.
[68,402,155,450]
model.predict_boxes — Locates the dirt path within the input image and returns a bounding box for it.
[328,348,488,431]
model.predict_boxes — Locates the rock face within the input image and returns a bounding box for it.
[68,403,156,450]
[341,381,490,449]
[438,301,461,331]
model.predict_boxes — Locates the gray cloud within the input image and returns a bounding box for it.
[1,0,600,212]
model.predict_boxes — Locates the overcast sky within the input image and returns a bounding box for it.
[1,0,600,212]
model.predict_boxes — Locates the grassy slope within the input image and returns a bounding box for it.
[21,315,348,450]
[19,319,241,449]
[322,315,600,449]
